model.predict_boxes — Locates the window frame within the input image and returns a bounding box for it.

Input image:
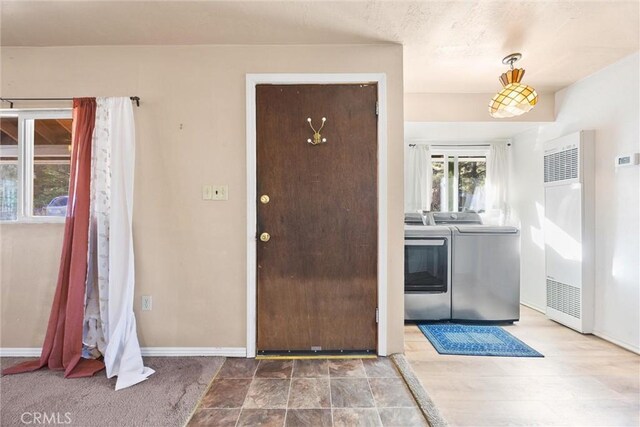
[0,108,73,223]
[430,146,489,213]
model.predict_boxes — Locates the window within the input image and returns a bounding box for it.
[0,110,72,221]
[430,151,487,213]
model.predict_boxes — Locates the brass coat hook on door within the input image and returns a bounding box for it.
[307,117,327,145]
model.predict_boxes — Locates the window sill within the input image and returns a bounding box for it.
[0,218,66,225]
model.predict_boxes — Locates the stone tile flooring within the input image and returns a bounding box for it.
[187,358,428,427]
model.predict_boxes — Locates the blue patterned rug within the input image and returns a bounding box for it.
[417,323,543,357]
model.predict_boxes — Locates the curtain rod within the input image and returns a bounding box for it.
[408,143,512,148]
[0,96,141,108]
[408,143,491,147]
[431,144,491,147]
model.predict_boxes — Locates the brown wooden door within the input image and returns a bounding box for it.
[256,84,378,353]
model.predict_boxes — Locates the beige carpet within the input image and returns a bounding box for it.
[0,356,224,427]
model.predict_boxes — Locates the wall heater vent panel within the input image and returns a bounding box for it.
[546,279,581,319]
[544,147,579,183]
[544,131,595,334]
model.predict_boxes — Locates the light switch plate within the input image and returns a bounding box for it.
[202,185,213,200]
[142,295,152,311]
[211,185,228,200]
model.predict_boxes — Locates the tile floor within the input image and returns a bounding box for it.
[406,306,640,426]
[187,358,428,427]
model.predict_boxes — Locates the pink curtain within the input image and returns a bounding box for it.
[2,98,104,378]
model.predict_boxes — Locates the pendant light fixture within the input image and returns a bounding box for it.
[489,53,538,118]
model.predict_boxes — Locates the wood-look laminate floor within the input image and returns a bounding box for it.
[405,306,640,427]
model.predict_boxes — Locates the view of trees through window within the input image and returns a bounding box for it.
[33,119,72,216]
[431,157,444,212]
[0,117,19,220]
[0,163,17,220]
[0,115,71,220]
[430,154,486,212]
[458,156,486,211]
[33,163,70,216]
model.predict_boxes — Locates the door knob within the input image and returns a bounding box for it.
[260,232,271,242]
[260,195,270,204]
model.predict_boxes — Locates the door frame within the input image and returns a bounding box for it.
[245,73,388,357]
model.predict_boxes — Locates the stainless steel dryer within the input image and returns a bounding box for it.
[404,213,452,321]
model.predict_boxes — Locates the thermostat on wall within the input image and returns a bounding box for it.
[615,153,639,168]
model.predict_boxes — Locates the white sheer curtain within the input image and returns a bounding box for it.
[404,144,432,213]
[485,141,510,225]
[83,97,154,390]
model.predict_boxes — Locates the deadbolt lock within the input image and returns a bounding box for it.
[260,232,271,242]
[260,195,270,204]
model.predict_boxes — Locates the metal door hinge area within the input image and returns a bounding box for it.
[375,101,379,116]
[376,307,379,323]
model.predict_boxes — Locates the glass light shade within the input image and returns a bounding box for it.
[489,83,538,118]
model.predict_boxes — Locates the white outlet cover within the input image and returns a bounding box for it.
[211,185,229,200]
[142,295,152,311]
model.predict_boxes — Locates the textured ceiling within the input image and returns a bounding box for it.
[1,1,638,93]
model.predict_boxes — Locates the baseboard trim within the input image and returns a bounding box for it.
[591,331,640,355]
[0,348,41,357]
[0,347,247,358]
[520,301,546,314]
[141,347,247,357]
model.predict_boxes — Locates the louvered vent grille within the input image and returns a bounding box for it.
[544,148,579,182]
[546,278,581,318]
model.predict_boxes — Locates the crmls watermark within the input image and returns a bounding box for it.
[20,412,72,425]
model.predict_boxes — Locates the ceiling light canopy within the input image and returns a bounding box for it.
[489,53,538,118]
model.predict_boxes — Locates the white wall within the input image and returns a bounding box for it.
[508,127,547,311]
[510,52,640,352]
